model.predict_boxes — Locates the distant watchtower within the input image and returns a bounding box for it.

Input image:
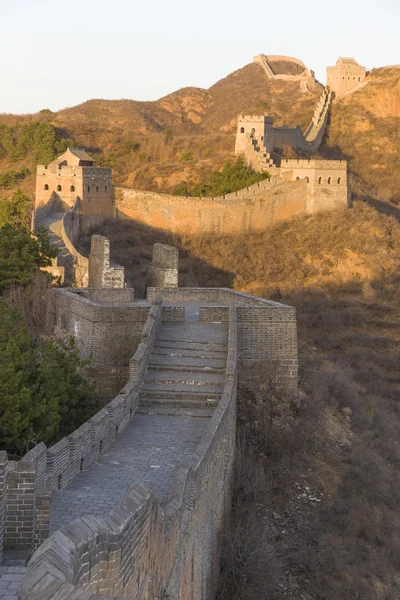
[35,148,114,231]
[327,58,366,98]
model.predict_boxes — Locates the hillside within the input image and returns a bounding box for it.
[0,61,321,195]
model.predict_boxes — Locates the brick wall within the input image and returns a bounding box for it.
[0,452,6,564]
[116,178,308,236]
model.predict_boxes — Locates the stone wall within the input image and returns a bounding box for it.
[31,193,59,231]
[45,288,151,398]
[18,306,238,600]
[116,177,308,236]
[60,199,89,287]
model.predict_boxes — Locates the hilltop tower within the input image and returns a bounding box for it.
[327,57,366,98]
[35,148,114,232]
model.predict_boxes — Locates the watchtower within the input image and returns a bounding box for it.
[327,58,366,98]
[35,148,114,227]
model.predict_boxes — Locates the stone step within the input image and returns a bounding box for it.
[136,406,214,418]
[144,371,224,388]
[154,340,227,353]
[140,386,221,401]
[148,355,226,369]
[151,348,227,362]
[147,364,224,375]
[139,396,219,409]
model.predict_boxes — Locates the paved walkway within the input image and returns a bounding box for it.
[50,317,228,532]
[0,554,28,600]
[50,407,212,532]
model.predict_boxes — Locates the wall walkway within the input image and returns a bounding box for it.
[17,303,236,600]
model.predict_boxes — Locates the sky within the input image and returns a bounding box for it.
[0,0,399,114]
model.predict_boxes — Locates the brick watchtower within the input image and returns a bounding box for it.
[35,148,114,230]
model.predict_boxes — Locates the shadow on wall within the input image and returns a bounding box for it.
[78,218,236,297]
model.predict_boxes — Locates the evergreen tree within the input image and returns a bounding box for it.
[0,224,58,293]
[0,189,31,229]
[0,302,37,453]
[0,301,97,454]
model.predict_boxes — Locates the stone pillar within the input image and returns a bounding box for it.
[147,244,178,289]
[0,452,7,565]
[89,235,125,289]
[5,460,36,552]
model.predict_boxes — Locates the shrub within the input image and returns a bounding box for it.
[180,151,193,162]
[190,157,269,197]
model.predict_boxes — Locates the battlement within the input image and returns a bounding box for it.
[281,159,348,169]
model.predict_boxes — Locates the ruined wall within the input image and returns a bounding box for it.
[253,54,316,91]
[19,308,238,600]
[116,177,308,236]
[147,243,179,289]
[88,235,125,289]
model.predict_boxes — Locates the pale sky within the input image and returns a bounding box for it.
[0,0,398,114]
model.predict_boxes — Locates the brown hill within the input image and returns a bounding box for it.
[2,59,400,201]
[0,61,321,195]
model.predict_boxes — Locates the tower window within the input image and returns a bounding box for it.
[88,186,90,192]
[44,184,49,190]
[296,176,300,181]
[57,185,62,192]
[105,186,108,192]
[96,186,99,192]
[328,177,332,184]
[337,177,341,184]
[70,185,75,192]
[240,127,245,133]
[306,177,310,183]
[318,177,322,184]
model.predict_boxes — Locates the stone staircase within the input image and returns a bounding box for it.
[140,321,228,409]
[249,137,277,172]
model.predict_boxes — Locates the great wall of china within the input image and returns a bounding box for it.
[0,55,368,600]
[0,237,298,600]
